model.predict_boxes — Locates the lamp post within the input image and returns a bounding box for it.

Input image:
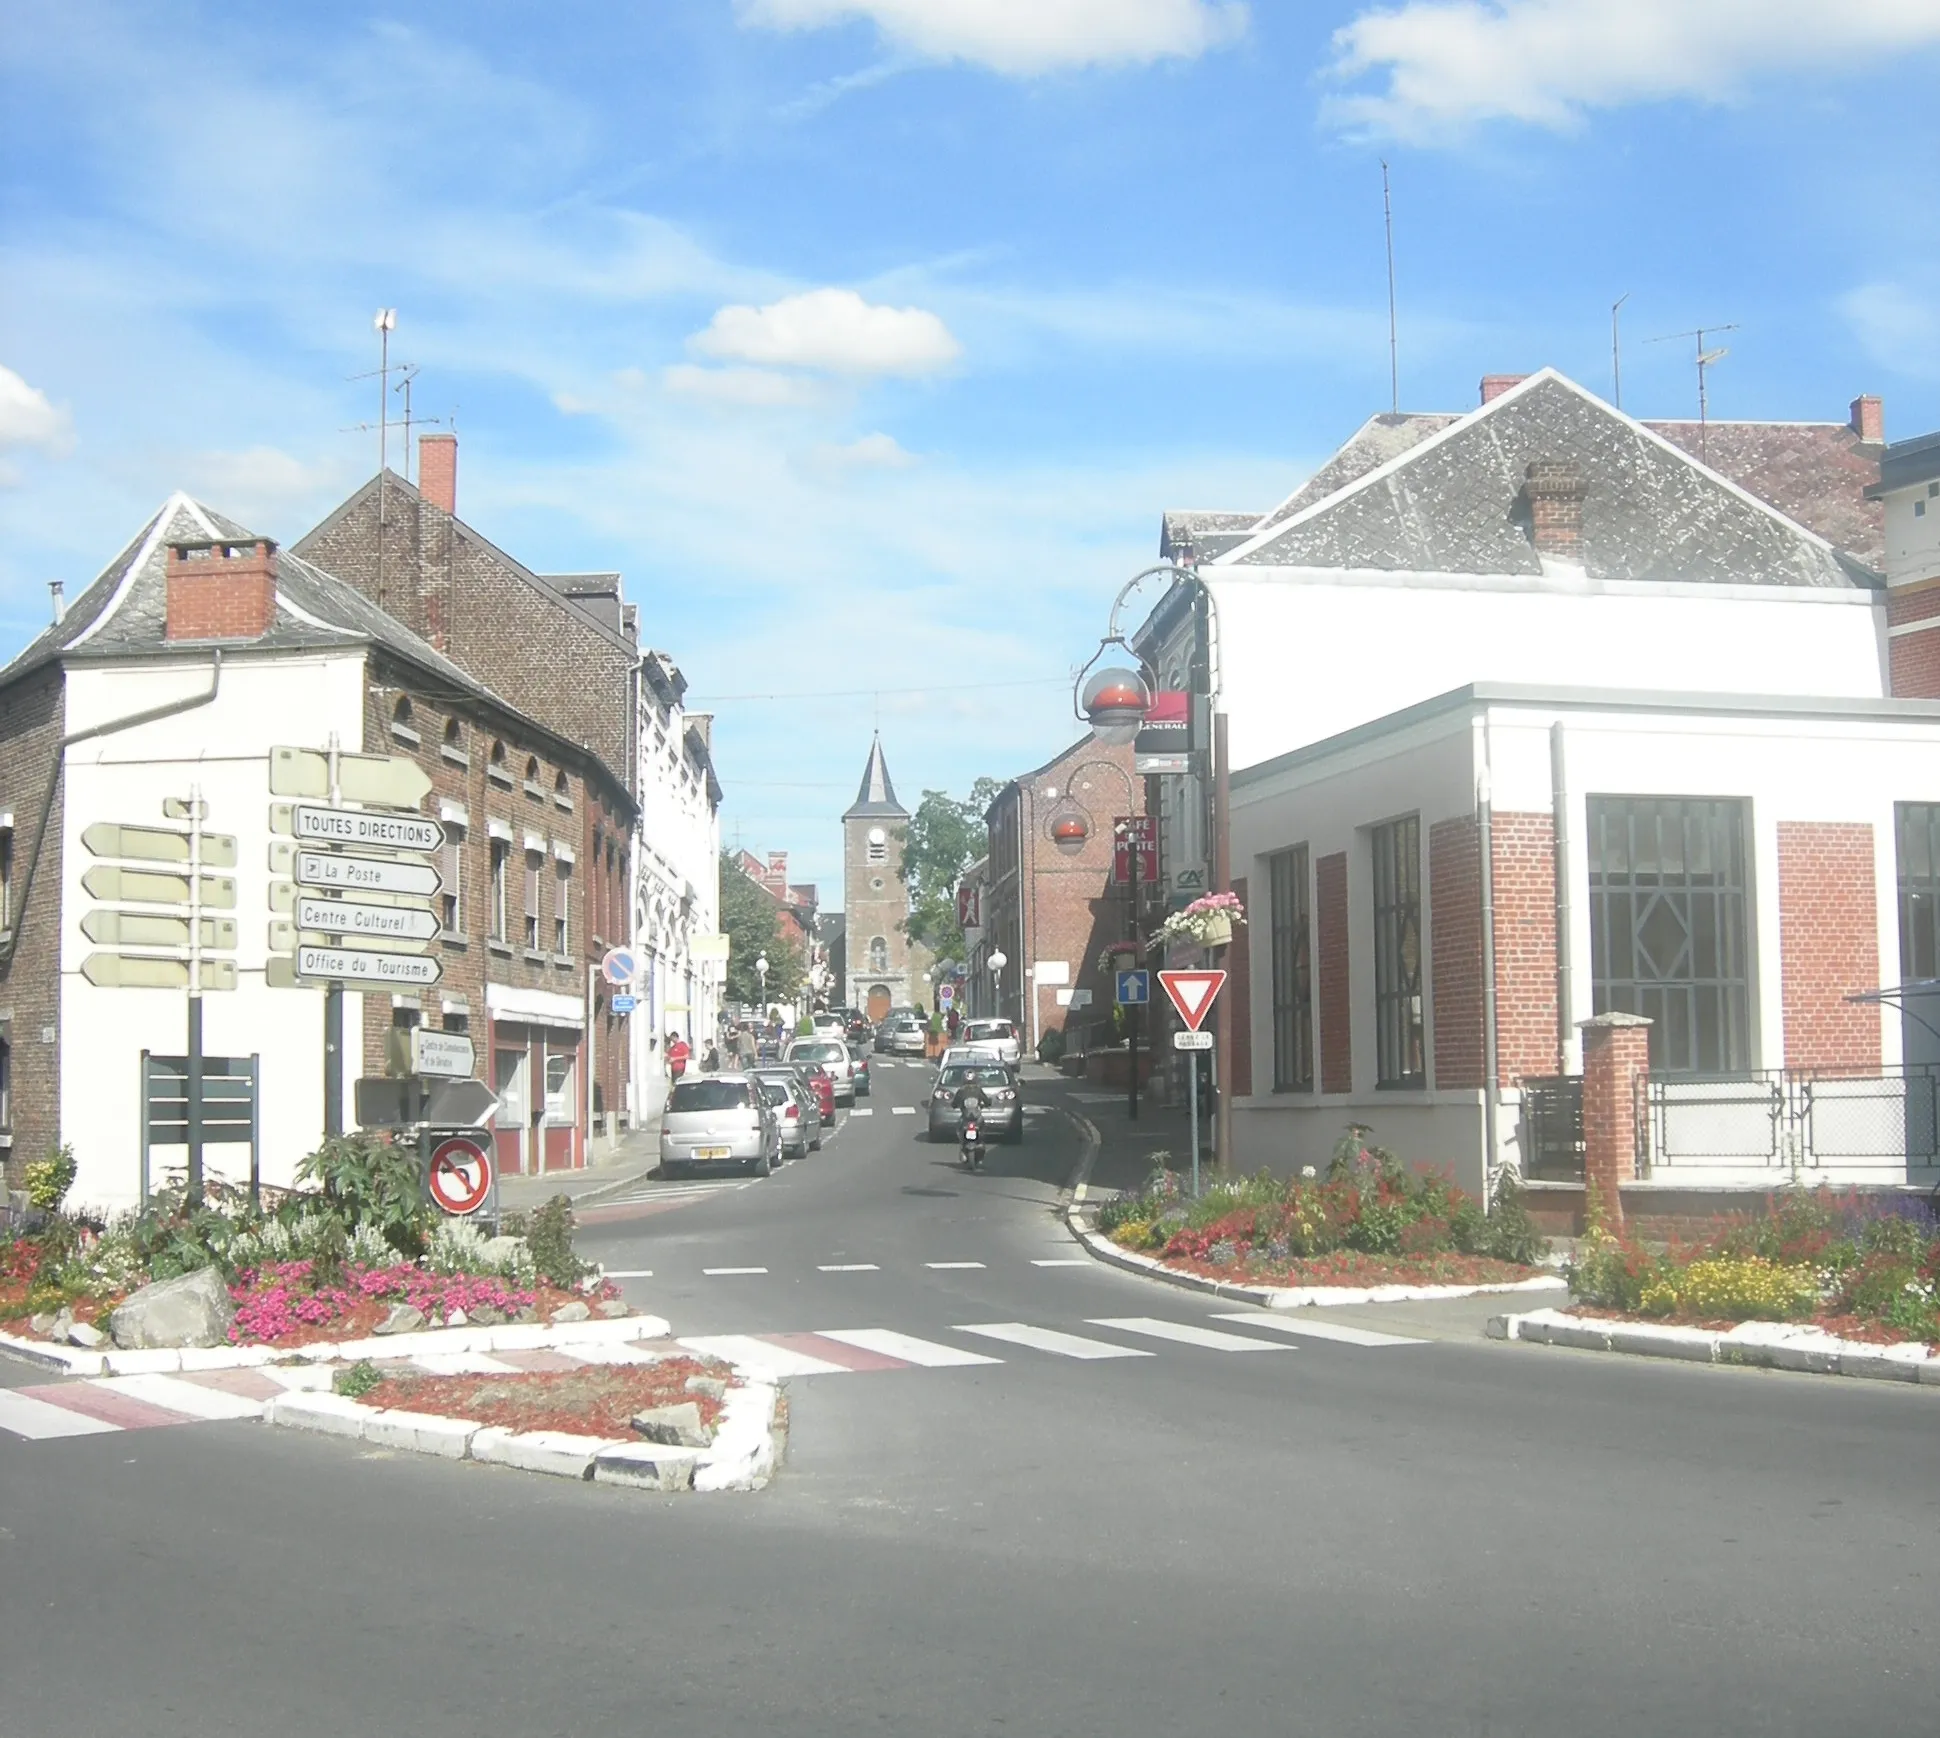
[1075,553,1232,1174]
[988,949,1008,1023]
[1045,756,1147,1120]
[755,953,769,1018]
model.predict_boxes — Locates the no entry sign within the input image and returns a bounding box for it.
[427,1135,493,1216]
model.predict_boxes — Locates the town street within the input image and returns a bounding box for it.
[4,1058,1935,1738]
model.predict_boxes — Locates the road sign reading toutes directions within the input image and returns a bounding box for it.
[272,803,443,854]
[1115,970,1150,1005]
[427,1136,493,1216]
[1158,969,1227,1030]
[274,845,441,896]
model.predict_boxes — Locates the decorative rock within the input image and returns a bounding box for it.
[109,1266,237,1350]
[684,1374,728,1401]
[445,1308,469,1327]
[515,1305,541,1324]
[597,1299,631,1319]
[551,1301,590,1323]
[65,1321,107,1349]
[631,1400,711,1448]
[374,1303,427,1336]
[469,1303,506,1327]
[29,1311,59,1337]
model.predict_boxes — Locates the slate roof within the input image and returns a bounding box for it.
[1871,429,1940,496]
[845,733,906,820]
[1215,371,1874,589]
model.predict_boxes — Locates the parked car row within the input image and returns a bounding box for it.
[661,1060,839,1177]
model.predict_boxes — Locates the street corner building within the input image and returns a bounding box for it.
[1136,370,1940,1220]
[0,489,639,1210]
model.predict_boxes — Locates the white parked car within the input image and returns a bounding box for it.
[660,1074,779,1178]
[957,1018,1021,1068]
[785,1037,860,1104]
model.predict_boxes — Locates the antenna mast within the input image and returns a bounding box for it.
[1381,161,1399,414]
[1647,322,1739,462]
[1611,293,1630,410]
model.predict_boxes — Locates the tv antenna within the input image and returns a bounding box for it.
[1610,293,1630,410]
[1381,161,1399,414]
[1648,322,1739,461]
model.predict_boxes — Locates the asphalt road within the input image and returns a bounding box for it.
[3,1059,1937,1737]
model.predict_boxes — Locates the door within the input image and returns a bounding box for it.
[542,1043,578,1172]
[494,1044,530,1175]
[866,983,892,1024]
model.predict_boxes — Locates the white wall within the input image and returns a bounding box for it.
[60,651,369,1211]
[1880,483,1940,587]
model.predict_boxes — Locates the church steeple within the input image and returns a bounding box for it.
[845,732,906,820]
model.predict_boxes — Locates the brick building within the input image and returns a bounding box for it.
[977,738,1145,1056]
[0,494,633,1206]
[1869,427,1940,700]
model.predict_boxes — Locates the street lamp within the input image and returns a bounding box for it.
[755,953,769,1012]
[1074,548,1232,1172]
[988,948,1007,1020]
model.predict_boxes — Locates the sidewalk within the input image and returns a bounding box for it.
[1034,1070,1212,1198]
[496,1120,660,1213]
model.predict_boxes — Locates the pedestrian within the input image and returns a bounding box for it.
[736,1024,757,1067]
[667,1032,692,1080]
[702,1041,721,1073]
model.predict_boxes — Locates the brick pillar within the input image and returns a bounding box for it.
[1578,1012,1650,1227]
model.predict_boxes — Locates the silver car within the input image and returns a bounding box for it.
[660,1074,778,1178]
[753,1068,824,1158]
[785,1038,859,1104]
[957,1017,1022,1068]
[886,1017,928,1057]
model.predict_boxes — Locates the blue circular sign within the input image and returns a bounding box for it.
[601,946,638,987]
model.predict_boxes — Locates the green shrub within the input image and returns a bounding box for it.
[502,1194,589,1290]
[1036,1028,1066,1065]
[23,1145,78,1213]
[334,1359,383,1399]
[1639,1256,1820,1321]
[296,1133,430,1255]
[1478,1171,1549,1265]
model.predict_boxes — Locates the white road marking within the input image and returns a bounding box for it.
[702,1266,769,1276]
[412,1352,523,1376]
[0,1388,122,1439]
[819,1263,881,1272]
[925,1261,986,1270]
[601,1268,654,1279]
[104,1375,266,1422]
[849,1107,874,1117]
[815,1328,1001,1368]
[956,1322,1152,1360]
[1210,1313,1428,1348]
[1031,1259,1088,1267]
[891,1106,917,1116]
[1086,1316,1289,1352]
[677,1335,851,1377]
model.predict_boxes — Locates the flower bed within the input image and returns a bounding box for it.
[349,1355,735,1439]
[1566,1188,1939,1351]
[1095,1126,1549,1289]
[223,1260,617,1347]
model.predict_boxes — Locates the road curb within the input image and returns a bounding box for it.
[266,1364,785,1489]
[1062,1216,1568,1310]
[1487,1306,1940,1385]
[1053,1106,1103,1213]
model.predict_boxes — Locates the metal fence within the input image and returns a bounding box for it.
[1520,1076,1586,1181]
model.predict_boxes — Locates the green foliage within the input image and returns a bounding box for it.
[796,1014,814,1036]
[1036,1028,1066,1065]
[1477,1171,1549,1265]
[295,1133,430,1256]
[502,1194,589,1290]
[334,1359,383,1399]
[24,1144,78,1213]
[898,780,1002,958]
[719,850,803,1005]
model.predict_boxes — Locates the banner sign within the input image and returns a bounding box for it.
[1134,690,1193,775]
[956,883,981,929]
[1113,814,1158,887]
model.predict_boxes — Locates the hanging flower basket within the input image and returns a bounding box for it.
[1150,892,1246,952]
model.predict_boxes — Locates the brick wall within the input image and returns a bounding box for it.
[1226,875,1252,1096]
[1491,812,1560,1085]
[1316,850,1350,1093]
[163,541,278,642]
[0,665,66,1185]
[1429,817,1483,1090]
[1776,820,1882,1072]
[1887,587,1940,699]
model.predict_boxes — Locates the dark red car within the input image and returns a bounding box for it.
[793,1062,836,1122]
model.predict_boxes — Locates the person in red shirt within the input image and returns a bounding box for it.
[667,1033,692,1080]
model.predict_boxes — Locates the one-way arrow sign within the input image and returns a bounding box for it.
[1158,968,1227,1031]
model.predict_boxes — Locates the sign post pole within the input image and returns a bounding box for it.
[1187,1043,1200,1198]
[1128,821,1140,1125]
[186,784,206,1206]
[323,739,344,1139]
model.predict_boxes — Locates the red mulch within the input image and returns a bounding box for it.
[359,1356,734,1438]
[1565,1301,1932,1351]
[1126,1242,1545,1289]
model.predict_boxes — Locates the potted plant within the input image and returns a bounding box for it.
[1150,891,1246,951]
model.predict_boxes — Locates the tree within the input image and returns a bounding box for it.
[898,778,1003,964]
[719,852,804,1007]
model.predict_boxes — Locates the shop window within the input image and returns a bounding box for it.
[1268,845,1313,1092]
[1896,802,1940,982]
[1588,795,1751,1075]
[1371,815,1424,1089]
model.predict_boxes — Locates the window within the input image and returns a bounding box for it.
[544,1052,575,1118]
[1371,815,1424,1088]
[554,860,571,955]
[1268,846,1313,1092]
[0,1037,10,1134]
[0,824,13,935]
[489,839,509,943]
[868,840,887,863]
[554,769,571,811]
[440,825,465,936]
[442,717,467,765]
[868,935,889,972]
[524,756,543,798]
[524,850,542,950]
[1897,802,1940,982]
[1587,796,1751,1075]
[390,695,419,745]
[488,741,511,785]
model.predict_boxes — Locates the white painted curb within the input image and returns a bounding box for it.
[1068,1220,1566,1310]
[0,1311,671,1378]
[1488,1306,1940,1385]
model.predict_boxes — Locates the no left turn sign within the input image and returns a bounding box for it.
[428,1135,493,1216]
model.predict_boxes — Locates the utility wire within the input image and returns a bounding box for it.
[687,674,1069,703]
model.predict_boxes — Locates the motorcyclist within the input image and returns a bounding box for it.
[955,1075,988,1167]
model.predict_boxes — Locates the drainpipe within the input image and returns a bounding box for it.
[1477,718,1501,1197]
[1550,721,1578,1074]
[3,651,224,969]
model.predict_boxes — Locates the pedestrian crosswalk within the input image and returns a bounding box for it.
[0,1364,319,1443]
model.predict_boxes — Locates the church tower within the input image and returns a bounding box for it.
[843,734,913,1024]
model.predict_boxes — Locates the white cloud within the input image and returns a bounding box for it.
[177,446,350,527]
[1840,281,1940,380]
[0,364,73,454]
[740,0,1246,75]
[810,432,919,469]
[662,363,828,407]
[690,288,962,376]
[1327,0,1940,137]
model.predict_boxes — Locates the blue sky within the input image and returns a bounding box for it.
[3,0,1938,899]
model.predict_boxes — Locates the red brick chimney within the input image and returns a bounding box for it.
[1481,374,1529,405]
[1849,395,1883,445]
[165,538,279,640]
[1523,462,1586,561]
[419,433,457,514]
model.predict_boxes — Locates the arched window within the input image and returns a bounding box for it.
[868,935,889,973]
[523,756,542,797]
[442,716,466,764]
[390,696,418,744]
[488,740,510,785]
[553,768,571,810]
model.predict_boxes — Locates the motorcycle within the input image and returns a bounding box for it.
[957,1103,985,1171]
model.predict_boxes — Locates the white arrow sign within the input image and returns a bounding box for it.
[270,746,433,808]
[286,848,441,896]
[287,945,442,986]
[275,803,443,854]
[294,896,440,941]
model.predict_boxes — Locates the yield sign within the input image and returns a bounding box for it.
[1158,969,1226,1031]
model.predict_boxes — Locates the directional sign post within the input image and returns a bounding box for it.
[1158,969,1228,1196]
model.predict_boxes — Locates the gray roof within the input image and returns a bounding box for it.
[1219,372,1875,589]
[1872,429,1940,496]
[845,733,906,819]
[1255,413,1459,532]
